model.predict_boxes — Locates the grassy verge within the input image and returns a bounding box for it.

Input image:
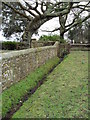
[2,57,60,118]
[12,51,88,118]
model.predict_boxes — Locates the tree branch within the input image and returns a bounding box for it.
[44,9,68,17]
[66,2,90,28]
[23,0,37,10]
[18,2,36,17]
[35,9,42,16]
[41,2,46,13]
[41,27,60,33]
[65,17,77,28]
[3,2,31,21]
[73,2,90,9]
[25,0,42,16]
[41,14,90,34]
[65,14,90,32]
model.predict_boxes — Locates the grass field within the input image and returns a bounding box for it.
[2,57,60,118]
[12,51,89,118]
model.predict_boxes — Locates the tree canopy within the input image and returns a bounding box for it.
[68,20,90,43]
[2,1,90,47]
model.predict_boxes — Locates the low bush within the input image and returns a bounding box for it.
[1,41,26,50]
[39,35,66,43]
[2,41,17,50]
[2,57,60,118]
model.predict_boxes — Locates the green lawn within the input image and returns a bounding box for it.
[2,57,60,118]
[12,51,88,118]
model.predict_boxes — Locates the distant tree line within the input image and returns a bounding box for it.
[68,20,90,44]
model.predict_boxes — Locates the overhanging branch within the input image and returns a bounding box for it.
[18,2,36,17]
[65,14,90,32]
[41,27,60,33]
[3,2,31,21]
[23,0,41,16]
[41,14,90,34]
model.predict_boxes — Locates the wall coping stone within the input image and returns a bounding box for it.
[2,46,56,60]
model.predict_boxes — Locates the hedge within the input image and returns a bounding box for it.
[0,41,27,50]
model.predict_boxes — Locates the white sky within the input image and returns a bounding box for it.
[32,17,60,40]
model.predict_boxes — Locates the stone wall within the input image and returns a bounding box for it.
[1,45,57,90]
[70,44,90,51]
[1,42,70,91]
[31,41,55,48]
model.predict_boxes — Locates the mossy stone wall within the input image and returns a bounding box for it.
[1,46,57,90]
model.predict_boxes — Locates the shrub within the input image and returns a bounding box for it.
[2,41,18,50]
[39,35,66,43]
[1,41,24,50]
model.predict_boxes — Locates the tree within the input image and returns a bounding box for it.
[2,2,28,39]
[2,1,90,47]
[3,1,70,47]
[68,20,90,43]
[41,2,90,39]
[83,20,90,43]
[68,25,83,43]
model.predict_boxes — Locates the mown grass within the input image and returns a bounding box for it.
[12,51,88,118]
[2,57,60,118]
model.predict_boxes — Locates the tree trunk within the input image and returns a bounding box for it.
[27,32,32,48]
[22,30,33,48]
[59,15,65,40]
[22,17,52,48]
[60,32,64,39]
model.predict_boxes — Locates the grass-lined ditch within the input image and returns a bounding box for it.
[12,51,88,118]
[2,57,60,118]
